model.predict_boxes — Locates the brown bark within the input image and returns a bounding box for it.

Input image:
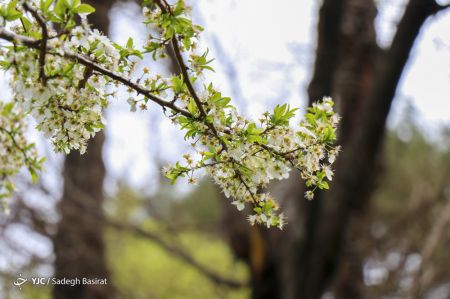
[53,2,116,299]
[222,203,282,299]
[53,133,114,299]
[283,0,444,299]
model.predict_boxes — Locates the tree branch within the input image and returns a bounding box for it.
[153,0,206,116]
[352,0,441,150]
[0,27,191,118]
[23,2,48,85]
[0,26,39,46]
[307,0,345,102]
[433,2,450,13]
[151,0,226,149]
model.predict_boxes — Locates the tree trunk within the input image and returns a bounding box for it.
[224,0,444,298]
[282,0,442,298]
[286,2,377,298]
[53,2,116,299]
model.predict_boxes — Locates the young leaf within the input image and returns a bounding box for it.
[20,16,32,33]
[73,3,95,14]
[40,0,54,12]
[187,98,197,115]
[126,37,133,49]
[54,0,69,17]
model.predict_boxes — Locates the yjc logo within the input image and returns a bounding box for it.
[13,274,27,290]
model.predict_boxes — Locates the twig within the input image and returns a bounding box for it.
[152,0,226,147]
[433,2,450,13]
[23,3,48,85]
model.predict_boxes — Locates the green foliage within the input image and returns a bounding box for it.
[0,0,22,21]
[107,227,249,299]
[105,184,249,299]
[374,125,450,219]
[189,49,215,74]
[20,284,52,299]
[170,180,223,226]
[270,104,298,126]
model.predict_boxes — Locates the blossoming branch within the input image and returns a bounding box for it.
[0,0,340,228]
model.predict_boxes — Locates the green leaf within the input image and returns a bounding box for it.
[73,3,95,14]
[187,98,197,115]
[6,181,14,193]
[215,97,231,107]
[29,167,38,184]
[7,0,18,14]
[173,0,184,16]
[246,123,262,135]
[5,0,22,21]
[72,0,81,8]
[0,60,11,69]
[2,102,14,116]
[171,76,185,94]
[247,134,264,144]
[319,181,329,190]
[184,128,197,140]
[20,16,32,33]
[202,151,215,159]
[126,37,134,49]
[54,0,69,17]
[254,207,262,214]
[40,0,54,12]
[270,104,298,126]
[47,12,63,23]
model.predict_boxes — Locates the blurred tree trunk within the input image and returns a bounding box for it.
[285,1,377,298]
[53,1,116,299]
[224,0,446,298]
[284,0,443,298]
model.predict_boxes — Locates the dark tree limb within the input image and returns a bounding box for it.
[280,0,445,299]
[307,0,445,298]
[307,0,346,101]
[107,220,247,289]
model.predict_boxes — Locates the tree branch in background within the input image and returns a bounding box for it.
[60,176,247,290]
[107,220,247,289]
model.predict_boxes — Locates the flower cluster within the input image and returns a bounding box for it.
[0,101,43,202]
[138,0,341,228]
[1,1,127,154]
[0,0,341,228]
[164,96,340,229]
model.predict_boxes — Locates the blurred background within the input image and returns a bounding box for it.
[1,0,450,298]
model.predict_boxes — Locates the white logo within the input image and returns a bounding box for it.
[13,274,27,290]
